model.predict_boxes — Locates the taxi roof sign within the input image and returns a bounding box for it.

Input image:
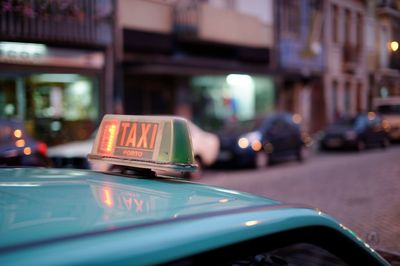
[88,115,197,176]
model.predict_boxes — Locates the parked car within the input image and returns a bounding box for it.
[186,120,220,178]
[0,115,391,266]
[373,97,400,141]
[48,120,220,178]
[319,112,390,151]
[47,131,110,171]
[0,119,49,167]
[217,112,309,168]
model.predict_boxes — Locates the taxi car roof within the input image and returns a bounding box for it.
[0,168,278,247]
[0,168,387,265]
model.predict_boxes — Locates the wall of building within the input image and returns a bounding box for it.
[324,0,368,122]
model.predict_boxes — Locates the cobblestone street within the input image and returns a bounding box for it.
[200,145,400,255]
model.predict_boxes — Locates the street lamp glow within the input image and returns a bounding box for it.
[389,41,399,52]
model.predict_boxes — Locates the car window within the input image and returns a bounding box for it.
[354,116,367,129]
[269,120,291,136]
[164,227,384,266]
[222,243,347,266]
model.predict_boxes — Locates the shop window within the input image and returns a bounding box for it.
[0,78,17,117]
[191,75,275,131]
[26,74,99,145]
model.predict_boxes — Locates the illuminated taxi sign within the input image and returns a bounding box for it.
[88,115,196,175]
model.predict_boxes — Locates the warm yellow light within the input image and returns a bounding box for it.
[382,120,391,130]
[251,140,262,151]
[106,125,117,152]
[23,147,32,155]
[244,220,259,227]
[14,129,22,138]
[367,112,376,120]
[238,137,249,149]
[390,41,399,52]
[292,114,302,124]
[15,139,25,147]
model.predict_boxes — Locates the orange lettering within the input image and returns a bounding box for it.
[137,123,151,148]
[119,122,130,146]
[125,123,137,147]
[149,124,158,149]
[122,150,143,157]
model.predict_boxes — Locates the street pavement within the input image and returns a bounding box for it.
[199,144,400,255]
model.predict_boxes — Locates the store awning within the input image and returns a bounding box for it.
[123,52,273,76]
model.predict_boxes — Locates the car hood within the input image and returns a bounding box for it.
[0,168,279,249]
[47,140,93,158]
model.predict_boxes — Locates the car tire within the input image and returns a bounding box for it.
[255,152,268,169]
[357,140,366,151]
[381,137,390,149]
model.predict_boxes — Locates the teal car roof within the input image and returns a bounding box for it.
[0,168,279,249]
[0,168,388,265]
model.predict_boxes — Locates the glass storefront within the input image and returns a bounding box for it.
[191,74,275,131]
[0,73,99,145]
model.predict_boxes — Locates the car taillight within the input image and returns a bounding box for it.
[37,142,48,156]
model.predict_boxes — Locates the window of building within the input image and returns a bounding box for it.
[356,13,363,48]
[344,9,351,45]
[356,82,363,112]
[379,25,390,68]
[281,0,300,37]
[345,82,351,115]
[332,4,339,43]
[332,80,338,119]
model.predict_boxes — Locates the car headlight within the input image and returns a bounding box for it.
[238,137,250,149]
[238,131,262,151]
[345,130,357,140]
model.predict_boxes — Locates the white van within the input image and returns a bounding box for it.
[373,97,400,141]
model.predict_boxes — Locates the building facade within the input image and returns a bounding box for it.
[275,0,326,132]
[0,0,114,145]
[367,0,400,102]
[115,0,275,131]
[324,0,368,122]
[276,0,370,130]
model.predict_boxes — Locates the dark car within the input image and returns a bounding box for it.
[0,119,49,167]
[217,112,309,168]
[320,112,390,151]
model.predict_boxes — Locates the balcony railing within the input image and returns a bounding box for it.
[0,0,113,46]
[174,0,273,48]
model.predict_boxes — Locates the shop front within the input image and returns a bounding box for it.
[191,74,275,132]
[0,42,104,146]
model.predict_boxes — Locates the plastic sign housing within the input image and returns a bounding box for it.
[88,115,196,176]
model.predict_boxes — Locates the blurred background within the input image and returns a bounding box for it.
[1,0,400,258]
[1,0,399,143]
